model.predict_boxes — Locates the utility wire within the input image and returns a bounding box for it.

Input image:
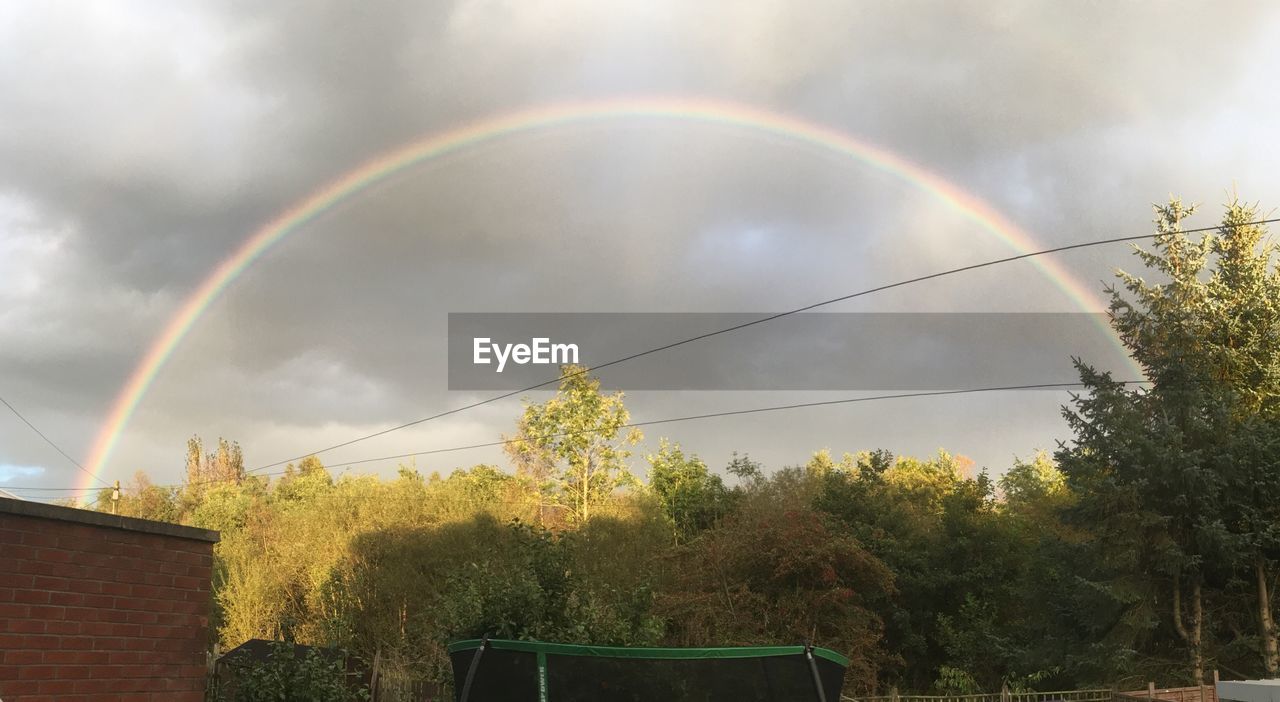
[0,485,101,493]
[318,380,1151,470]
[247,217,1280,475]
[0,393,110,487]
[71,379,1153,494]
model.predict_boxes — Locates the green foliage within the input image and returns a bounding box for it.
[661,471,896,693]
[109,470,182,522]
[231,641,368,702]
[504,364,642,522]
[725,451,764,483]
[646,439,731,542]
[1059,197,1280,682]
[934,666,981,695]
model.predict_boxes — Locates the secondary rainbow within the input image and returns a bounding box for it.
[78,96,1120,493]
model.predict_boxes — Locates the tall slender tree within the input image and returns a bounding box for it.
[503,365,641,523]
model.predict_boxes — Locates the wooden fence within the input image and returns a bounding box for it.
[844,689,1117,702]
[1116,684,1218,702]
[372,674,443,702]
[363,682,1212,702]
[846,686,1218,702]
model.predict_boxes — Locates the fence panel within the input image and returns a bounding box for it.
[1118,686,1217,702]
[844,690,1114,702]
[373,674,443,702]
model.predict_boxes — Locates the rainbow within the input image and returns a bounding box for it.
[78,96,1122,492]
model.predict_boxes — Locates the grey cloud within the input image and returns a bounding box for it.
[1,0,1277,489]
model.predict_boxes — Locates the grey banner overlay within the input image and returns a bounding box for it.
[447,313,1135,391]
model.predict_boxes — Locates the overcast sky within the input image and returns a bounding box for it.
[2,0,1279,500]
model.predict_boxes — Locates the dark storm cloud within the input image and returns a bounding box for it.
[1,0,1278,489]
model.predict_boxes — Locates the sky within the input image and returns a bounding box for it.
[2,0,1279,502]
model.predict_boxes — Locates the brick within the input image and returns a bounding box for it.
[32,574,70,590]
[99,608,129,623]
[37,678,76,694]
[83,565,115,581]
[109,623,142,638]
[170,575,201,590]
[49,590,85,606]
[142,571,174,587]
[0,679,40,695]
[33,547,72,563]
[43,649,107,665]
[54,664,94,679]
[18,665,56,680]
[2,543,36,560]
[45,619,82,635]
[21,531,60,548]
[56,534,104,552]
[8,619,47,634]
[66,578,103,594]
[125,610,159,625]
[82,593,115,608]
[0,602,28,619]
[13,588,51,604]
[100,581,132,596]
[30,559,86,578]
[156,560,181,575]
[130,583,161,599]
[0,572,34,588]
[2,650,44,665]
[23,634,59,649]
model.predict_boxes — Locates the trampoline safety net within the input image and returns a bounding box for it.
[447,639,848,702]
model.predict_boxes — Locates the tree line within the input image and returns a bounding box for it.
[91,198,1280,693]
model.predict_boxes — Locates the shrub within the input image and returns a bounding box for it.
[231,641,368,702]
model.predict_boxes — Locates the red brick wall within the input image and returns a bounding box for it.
[0,505,217,702]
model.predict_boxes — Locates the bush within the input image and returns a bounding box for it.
[231,641,368,702]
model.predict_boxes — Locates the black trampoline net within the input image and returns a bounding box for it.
[448,641,845,702]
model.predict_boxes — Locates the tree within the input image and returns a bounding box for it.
[275,455,335,504]
[659,477,895,693]
[1059,198,1280,681]
[185,435,246,493]
[1200,202,1280,676]
[503,365,641,523]
[646,439,729,543]
[92,470,180,521]
[725,451,764,483]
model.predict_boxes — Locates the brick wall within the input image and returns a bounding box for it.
[0,497,219,702]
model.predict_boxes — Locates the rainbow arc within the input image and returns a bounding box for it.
[79,96,1124,492]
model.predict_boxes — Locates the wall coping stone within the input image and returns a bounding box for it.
[0,496,219,543]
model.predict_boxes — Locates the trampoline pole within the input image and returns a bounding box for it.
[804,645,829,702]
[458,636,489,702]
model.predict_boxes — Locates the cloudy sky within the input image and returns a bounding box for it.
[2,0,1279,500]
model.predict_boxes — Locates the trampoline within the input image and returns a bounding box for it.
[448,638,848,702]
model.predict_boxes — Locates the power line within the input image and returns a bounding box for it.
[318,380,1150,470]
[0,393,110,487]
[66,379,1153,495]
[247,216,1279,475]
[0,485,100,493]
